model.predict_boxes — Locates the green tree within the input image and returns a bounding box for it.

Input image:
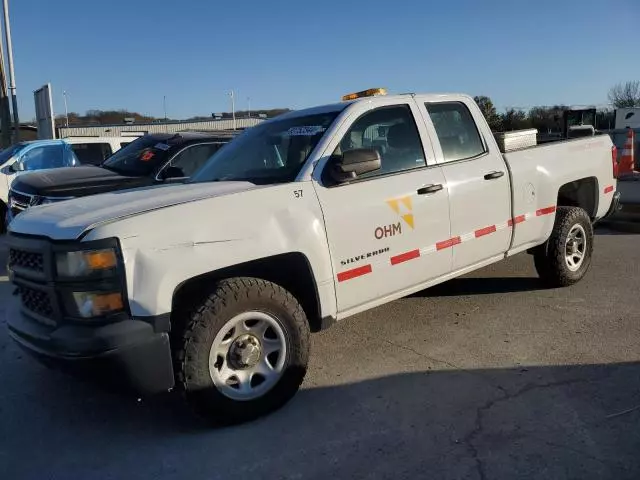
[501,109,529,131]
[608,81,640,108]
[473,95,502,131]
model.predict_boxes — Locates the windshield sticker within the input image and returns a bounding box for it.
[287,126,326,137]
[154,143,170,151]
[140,151,155,162]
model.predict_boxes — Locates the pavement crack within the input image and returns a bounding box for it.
[459,375,602,480]
[380,338,509,398]
[380,339,462,370]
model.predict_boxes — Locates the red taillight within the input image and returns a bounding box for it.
[612,145,618,178]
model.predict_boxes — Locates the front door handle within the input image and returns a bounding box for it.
[484,171,505,180]
[417,184,443,195]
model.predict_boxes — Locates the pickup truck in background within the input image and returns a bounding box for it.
[5,131,237,224]
[6,89,619,425]
[0,136,135,232]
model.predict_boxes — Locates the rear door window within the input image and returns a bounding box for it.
[71,143,113,165]
[426,102,486,162]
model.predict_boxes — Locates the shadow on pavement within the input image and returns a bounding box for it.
[414,275,550,297]
[3,360,640,479]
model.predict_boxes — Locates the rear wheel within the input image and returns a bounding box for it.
[174,277,310,426]
[534,206,593,287]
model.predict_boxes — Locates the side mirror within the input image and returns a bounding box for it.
[161,166,186,181]
[329,148,381,183]
[8,161,23,173]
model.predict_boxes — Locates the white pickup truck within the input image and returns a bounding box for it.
[6,89,619,425]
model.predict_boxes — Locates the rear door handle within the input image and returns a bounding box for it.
[417,184,443,195]
[484,171,505,180]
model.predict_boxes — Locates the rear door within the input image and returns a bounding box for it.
[420,100,512,271]
[313,99,452,314]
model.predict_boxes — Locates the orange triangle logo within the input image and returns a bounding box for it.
[386,199,400,214]
[402,214,414,229]
[400,196,412,211]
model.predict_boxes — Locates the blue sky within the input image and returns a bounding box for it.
[9,0,640,120]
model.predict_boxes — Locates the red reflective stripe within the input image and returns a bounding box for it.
[436,236,461,251]
[337,264,372,282]
[474,225,497,238]
[536,206,557,216]
[508,215,526,227]
[390,249,420,265]
[604,185,614,194]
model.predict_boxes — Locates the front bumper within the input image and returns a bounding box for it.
[7,300,175,395]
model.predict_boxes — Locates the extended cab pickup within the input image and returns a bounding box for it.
[5,90,619,425]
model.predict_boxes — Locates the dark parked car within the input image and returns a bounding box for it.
[7,131,238,222]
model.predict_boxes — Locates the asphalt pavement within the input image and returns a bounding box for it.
[1,230,640,480]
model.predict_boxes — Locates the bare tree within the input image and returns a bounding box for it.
[608,81,640,108]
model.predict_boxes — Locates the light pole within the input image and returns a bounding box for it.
[63,90,69,128]
[230,90,236,129]
[163,95,167,122]
[2,0,18,142]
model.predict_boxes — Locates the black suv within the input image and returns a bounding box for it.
[7,131,238,222]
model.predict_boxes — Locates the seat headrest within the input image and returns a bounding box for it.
[387,123,414,148]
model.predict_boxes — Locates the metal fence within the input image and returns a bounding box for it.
[57,118,264,138]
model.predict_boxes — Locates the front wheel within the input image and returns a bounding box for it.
[174,277,310,426]
[534,206,593,287]
[0,201,7,235]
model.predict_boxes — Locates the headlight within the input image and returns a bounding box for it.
[63,291,125,318]
[56,248,119,277]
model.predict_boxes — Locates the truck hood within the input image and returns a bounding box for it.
[10,166,153,198]
[8,181,257,240]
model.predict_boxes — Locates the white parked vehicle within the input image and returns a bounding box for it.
[0,136,135,232]
[6,89,619,425]
[62,136,138,165]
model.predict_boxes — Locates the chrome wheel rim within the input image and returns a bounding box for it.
[209,311,287,401]
[565,224,587,272]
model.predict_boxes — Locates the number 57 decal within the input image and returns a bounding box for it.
[293,190,303,199]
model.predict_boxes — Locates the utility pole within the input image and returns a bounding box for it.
[63,90,69,127]
[0,15,9,148]
[229,90,236,130]
[247,97,251,118]
[3,0,18,142]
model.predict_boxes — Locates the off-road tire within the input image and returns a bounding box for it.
[534,206,593,287]
[174,277,310,426]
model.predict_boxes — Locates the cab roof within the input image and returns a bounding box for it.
[268,92,472,123]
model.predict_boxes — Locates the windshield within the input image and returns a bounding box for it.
[0,143,27,167]
[191,112,340,184]
[102,135,172,176]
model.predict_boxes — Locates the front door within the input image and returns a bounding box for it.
[422,100,512,270]
[313,101,452,315]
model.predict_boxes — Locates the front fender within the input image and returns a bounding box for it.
[84,182,336,319]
